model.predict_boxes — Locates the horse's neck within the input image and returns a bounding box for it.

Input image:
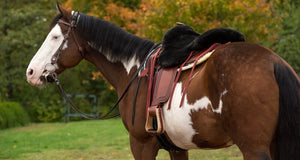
[84,49,140,93]
[77,15,154,92]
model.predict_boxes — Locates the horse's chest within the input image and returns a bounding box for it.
[162,82,229,149]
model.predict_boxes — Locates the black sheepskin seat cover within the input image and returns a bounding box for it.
[157,26,246,68]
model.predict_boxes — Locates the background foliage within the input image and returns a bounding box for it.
[273,1,300,71]
[0,102,30,129]
[0,0,299,123]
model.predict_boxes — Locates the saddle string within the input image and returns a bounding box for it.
[167,51,195,109]
[179,52,199,107]
[179,43,221,107]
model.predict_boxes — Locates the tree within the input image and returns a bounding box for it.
[64,0,284,43]
[0,0,119,122]
[273,1,300,71]
[0,0,61,120]
[0,0,55,100]
[135,0,283,44]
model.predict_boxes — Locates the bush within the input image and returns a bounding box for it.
[28,102,63,122]
[0,102,30,129]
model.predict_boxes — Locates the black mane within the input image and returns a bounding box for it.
[50,13,154,63]
[50,14,63,29]
[76,13,154,62]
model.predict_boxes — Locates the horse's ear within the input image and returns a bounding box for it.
[56,2,63,15]
[56,2,72,20]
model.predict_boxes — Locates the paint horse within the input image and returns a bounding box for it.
[26,4,300,160]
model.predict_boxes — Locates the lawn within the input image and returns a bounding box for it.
[0,119,242,160]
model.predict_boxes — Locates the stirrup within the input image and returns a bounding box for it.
[145,105,165,135]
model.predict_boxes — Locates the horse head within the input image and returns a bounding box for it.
[26,3,84,86]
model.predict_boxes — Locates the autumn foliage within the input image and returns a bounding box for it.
[63,0,283,44]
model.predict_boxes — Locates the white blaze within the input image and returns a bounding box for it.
[26,24,67,86]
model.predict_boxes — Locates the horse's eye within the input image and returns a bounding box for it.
[53,36,59,40]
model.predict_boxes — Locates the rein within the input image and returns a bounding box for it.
[51,44,156,119]
[48,11,160,120]
[51,72,120,119]
[49,11,120,119]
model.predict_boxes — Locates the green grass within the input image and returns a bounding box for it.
[0,119,242,160]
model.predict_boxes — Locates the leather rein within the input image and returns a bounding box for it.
[46,11,157,120]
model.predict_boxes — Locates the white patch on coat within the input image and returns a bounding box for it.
[87,41,139,74]
[26,24,67,85]
[212,89,228,114]
[162,83,228,149]
[122,56,140,74]
[62,40,68,50]
[88,41,115,62]
[162,82,212,149]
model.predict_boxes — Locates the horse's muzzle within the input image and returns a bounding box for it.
[40,71,55,83]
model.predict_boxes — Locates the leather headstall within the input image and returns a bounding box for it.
[51,11,84,66]
[45,11,122,120]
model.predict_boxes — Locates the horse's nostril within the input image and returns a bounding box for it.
[28,69,34,76]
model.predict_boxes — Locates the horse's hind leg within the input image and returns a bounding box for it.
[223,91,277,160]
[169,150,188,160]
[233,120,274,160]
[220,73,278,160]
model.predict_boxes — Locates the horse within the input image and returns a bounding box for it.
[26,4,300,160]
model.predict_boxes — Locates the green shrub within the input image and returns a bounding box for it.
[0,102,30,129]
[28,102,63,122]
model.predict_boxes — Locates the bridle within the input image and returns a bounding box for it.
[45,11,159,120]
[46,11,121,120]
[50,11,84,66]
[43,11,84,81]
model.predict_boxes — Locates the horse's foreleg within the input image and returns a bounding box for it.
[241,150,271,160]
[130,135,160,160]
[169,150,188,160]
